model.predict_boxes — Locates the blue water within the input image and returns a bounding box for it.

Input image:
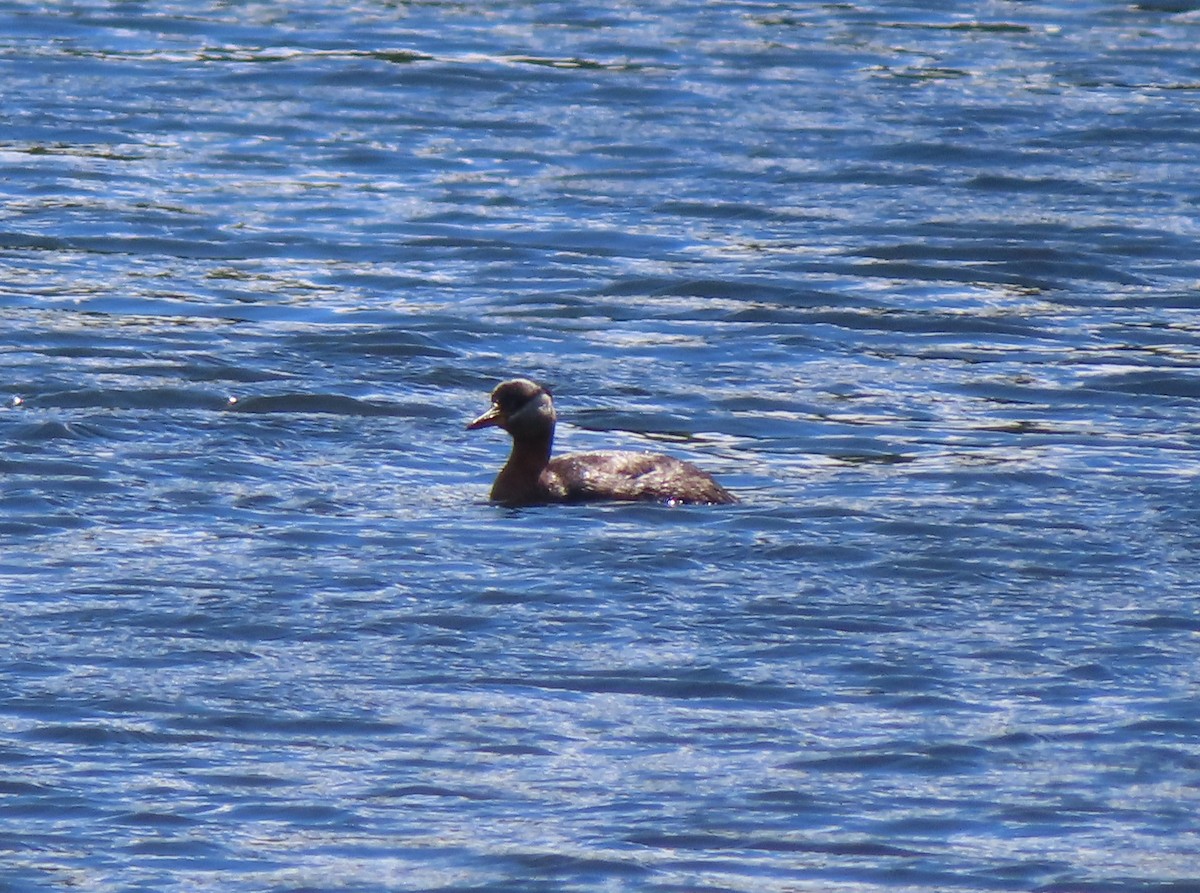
[3,2,1200,890]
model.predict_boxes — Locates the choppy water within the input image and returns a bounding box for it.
[3,2,1200,891]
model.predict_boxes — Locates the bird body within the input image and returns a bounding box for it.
[467,379,736,507]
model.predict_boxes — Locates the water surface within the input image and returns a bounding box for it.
[3,2,1200,891]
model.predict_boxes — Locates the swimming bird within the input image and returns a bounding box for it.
[467,378,737,507]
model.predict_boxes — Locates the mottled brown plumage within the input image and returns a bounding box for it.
[467,378,737,507]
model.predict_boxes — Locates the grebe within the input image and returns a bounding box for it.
[467,378,737,507]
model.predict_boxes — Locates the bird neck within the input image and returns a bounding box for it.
[491,431,554,503]
[505,430,553,475]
